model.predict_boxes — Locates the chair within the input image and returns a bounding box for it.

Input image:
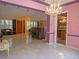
[0,40,9,56]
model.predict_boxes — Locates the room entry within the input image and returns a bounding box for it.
[56,12,67,45]
[26,20,45,40]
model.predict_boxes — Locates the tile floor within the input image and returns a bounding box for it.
[0,34,79,59]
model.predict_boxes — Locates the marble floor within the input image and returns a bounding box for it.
[0,34,79,59]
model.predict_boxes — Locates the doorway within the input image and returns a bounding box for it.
[0,2,47,45]
[56,12,67,45]
[26,20,46,40]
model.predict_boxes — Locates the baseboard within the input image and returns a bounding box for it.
[48,43,79,51]
[48,43,53,45]
[66,45,79,51]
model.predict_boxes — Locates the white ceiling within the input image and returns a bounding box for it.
[39,0,75,5]
[0,2,47,20]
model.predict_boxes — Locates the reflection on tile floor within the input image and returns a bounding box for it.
[0,34,79,59]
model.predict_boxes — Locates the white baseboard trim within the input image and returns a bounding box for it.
[48,43,79,51]
[66,45,79,51]
[48,43,53,45]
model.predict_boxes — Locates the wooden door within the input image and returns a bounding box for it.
[16,20,25,34]
[56,12,67,45]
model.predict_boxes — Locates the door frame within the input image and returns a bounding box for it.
[55,11,68,46]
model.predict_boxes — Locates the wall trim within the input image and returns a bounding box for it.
[66,45,79,51]
[46,32,54,34]
[48,43,54,45]
[32,0,79,6]
[62,0,79,6]
[32,0,49,6]
[68,34,79,37]
[0,0,45,12]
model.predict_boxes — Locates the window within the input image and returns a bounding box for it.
[0,20,4,25]
[27,21,37,30]
[0,20,13,29]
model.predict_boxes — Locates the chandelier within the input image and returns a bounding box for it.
[45,0,63,15]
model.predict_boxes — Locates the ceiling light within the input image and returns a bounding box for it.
[45,0,63,15]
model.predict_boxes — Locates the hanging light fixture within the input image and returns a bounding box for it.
[45,0,63,15]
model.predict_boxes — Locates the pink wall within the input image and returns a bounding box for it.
[2,0,79,49]
[48,2,79,48]
[1,0,46,11]
[1,0,55,44]
[64,2,79,49]
[45,15,55,44]
[49,15,55,44]
[47,2,79,47]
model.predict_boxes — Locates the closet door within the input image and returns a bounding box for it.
[56,12,67,45]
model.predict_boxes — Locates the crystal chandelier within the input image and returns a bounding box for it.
[46,0,63,15]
